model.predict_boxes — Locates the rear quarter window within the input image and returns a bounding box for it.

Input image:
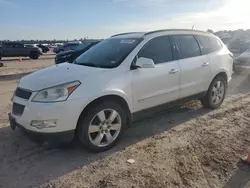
[196,35,222,55]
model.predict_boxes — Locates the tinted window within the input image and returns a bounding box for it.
[138,36,173,64]
[4,43,14,48]
[68,43,78,47]
[75,38,141,68]
[75,43,90,51]
[171,35,201,59]
[196,35,222,54]
[15,43,24,48]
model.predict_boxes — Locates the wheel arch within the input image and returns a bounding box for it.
[76,94,132,133]
[213,70,228,83]
[213,71,228,83]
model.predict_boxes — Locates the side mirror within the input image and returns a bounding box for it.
[135,57,155,68]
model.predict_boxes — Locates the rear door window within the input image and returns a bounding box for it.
[15,43,24,48]
[196,35,222,55]
[4,43,14,48]
[138,36,173,64]
[170,35,201,59]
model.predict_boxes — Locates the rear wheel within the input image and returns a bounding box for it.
[42,49,48,53]
[201,76,227,109]
[29,51,39,59]
[77,101,126,152]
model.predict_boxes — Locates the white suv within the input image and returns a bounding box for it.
[9,29,233,152]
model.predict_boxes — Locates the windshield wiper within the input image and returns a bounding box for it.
[79,62,100,68]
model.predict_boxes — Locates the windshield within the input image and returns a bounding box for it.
[74,38,141,68]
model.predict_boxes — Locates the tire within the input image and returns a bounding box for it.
[77,100,126,152]
[201,76,227,109]
[29,51,39,59]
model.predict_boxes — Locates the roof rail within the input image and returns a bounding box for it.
[145,29,209,36]
[111,32,143,37]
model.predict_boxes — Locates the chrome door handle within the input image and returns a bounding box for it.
[202,62,209,67]
[169,69,179,74]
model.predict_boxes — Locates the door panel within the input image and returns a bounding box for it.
[178,55,211,98]
[2,44,14,57]
[132,61,180,112]
[170,35,212,98]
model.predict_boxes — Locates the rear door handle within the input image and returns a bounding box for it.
[202,62,209,67]
[169,69,179,74]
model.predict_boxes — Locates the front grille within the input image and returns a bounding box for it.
[12,103,25,116]
[15,88,32,100]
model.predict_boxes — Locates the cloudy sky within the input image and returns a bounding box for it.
[0,0,249,40]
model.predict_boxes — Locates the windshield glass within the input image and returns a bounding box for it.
[75,38,141,68]
[75,43,91,51]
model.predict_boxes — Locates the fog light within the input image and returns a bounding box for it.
[31,120,57,129]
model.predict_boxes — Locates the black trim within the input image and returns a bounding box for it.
[193,35,203,56]
[15,87,32,100]
[132,92,206,121]
[9,114,74,144]
[12,102,25,116]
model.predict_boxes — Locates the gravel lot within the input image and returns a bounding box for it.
[1,57,250,188]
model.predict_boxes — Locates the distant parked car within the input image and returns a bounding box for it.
[0,42,42,59]
[24,44,35,48]
[55,41,100,64]
[37,44,50,53]
[233,49,250,74]
[228,39,249,53]
[53,41,82,54]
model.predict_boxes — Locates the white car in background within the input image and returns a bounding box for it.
[9,29,233,152]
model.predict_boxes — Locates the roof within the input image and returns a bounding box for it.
[111,32,146,38]
[111,29,213,38]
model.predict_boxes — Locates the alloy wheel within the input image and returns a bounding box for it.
[88,109,122,147]
[211,80,225,104]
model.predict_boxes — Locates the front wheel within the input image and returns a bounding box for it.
[29,51,39,59]
[77,101,126,152]
[201,76,227,109]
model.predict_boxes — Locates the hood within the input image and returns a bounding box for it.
[19,63,107,91]
[57,50,75,57]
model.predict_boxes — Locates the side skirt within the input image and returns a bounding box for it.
[132,91,206,122]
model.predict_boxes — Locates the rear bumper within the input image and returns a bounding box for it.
[9,113,75,144]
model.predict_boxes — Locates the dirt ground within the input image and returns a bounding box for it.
[1,57,250,188]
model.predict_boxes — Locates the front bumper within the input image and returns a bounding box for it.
[11,94,89,133]
[9,113,74,144]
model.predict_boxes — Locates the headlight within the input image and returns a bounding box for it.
[32,81,80,102]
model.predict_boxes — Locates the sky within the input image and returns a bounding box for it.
[0,0,250,40]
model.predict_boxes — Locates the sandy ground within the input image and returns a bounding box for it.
[1,58,250,188]
[0,53,55,78]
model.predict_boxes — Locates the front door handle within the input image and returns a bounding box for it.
[202,62,209,67]
[169,69,179,74]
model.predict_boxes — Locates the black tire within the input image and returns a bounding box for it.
[77,100,126,152]
[29,51,39,59]
[201,76,227,109]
